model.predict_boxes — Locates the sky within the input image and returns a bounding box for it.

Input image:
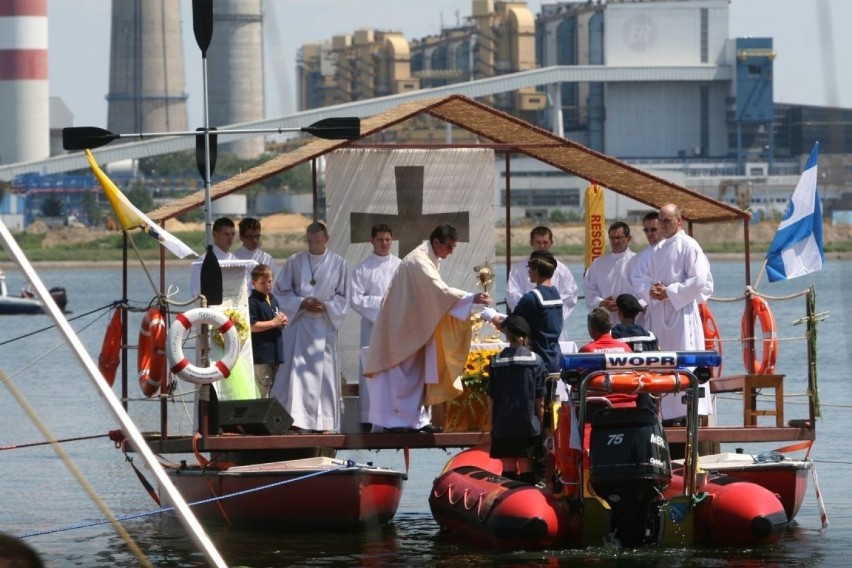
[47,0,852,130]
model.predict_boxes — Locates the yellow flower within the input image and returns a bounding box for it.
[460,348,500,394]
[213,307,249,348]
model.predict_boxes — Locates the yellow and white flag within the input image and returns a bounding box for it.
[85,150,197,259]
[584,182,605,270]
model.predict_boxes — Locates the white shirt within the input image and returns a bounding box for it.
[234,245,276,275]
[584,249,636,323]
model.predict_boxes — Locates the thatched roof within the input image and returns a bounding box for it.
[147,94,749,225]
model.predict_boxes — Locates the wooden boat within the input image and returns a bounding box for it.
[163,456,406,528]
[674,451,812,521]
[0,270,67,315]
[430,352,790,549]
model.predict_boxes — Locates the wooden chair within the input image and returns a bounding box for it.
[710,374,784,427]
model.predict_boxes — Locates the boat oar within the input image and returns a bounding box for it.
[192,0,221,306]
[62,117,361,150]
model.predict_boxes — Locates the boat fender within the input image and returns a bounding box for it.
[587,372,692,394]
[698,303,723,377]
[138,307,168,397]
[741,296,777,375]
[97,308,123,387]
[167,308,241,384]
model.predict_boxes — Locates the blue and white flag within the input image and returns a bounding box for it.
[765,142,824,282]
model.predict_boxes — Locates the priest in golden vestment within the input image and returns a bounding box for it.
[363,224,492,432]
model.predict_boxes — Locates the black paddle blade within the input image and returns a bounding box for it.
[62,126,118,150]
[192,0,214,57]
[200,245,223,306]
[195,128,218,181]
[303,117,361,140]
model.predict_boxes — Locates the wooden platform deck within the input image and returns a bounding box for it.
[137,423,815,455]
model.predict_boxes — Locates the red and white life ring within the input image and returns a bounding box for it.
[741,296,778,375]
[98,308,123,387]
[138,307,168,397]
[167,308,241,385]
[698,303,723,378]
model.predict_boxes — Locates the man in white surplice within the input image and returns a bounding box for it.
[350,223,402,430]
[233,217,276,274]
[506,226,579,340]
[584,221,636,325]
[363,225,492,432]
[271,221,349,432]
[636,203,714,421]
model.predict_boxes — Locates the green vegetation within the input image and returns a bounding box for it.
[0,230,308,263]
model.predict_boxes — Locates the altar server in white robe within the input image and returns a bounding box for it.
[364,224,492,432]
[350,223,402,428]
[584,221,636,324]
[234,217,276,274]
[506,226,579,340]
[627,212,662,326]
[637,203,714,420]
[272,221,349,432]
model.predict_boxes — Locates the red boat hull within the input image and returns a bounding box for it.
[430,466,575,549]
[163,458,406,528]
[432,446,789,549]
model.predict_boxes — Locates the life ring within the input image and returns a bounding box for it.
[97,309,122,387]
[138,307,168,397]
[741,296,778,375]
[167,308,241,385]
[586,372,691,394]
[698,303,723,377]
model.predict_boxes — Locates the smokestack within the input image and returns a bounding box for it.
[0,0,50,164]
[106,0,187,135]
[207,0,265,159]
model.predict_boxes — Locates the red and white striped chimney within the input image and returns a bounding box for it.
[0,0,49,164]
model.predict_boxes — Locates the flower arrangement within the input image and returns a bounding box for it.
[460,348,501,394]
[445,347,501,432]
[213,307,249,348]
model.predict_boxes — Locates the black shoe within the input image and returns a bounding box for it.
[418,424,443,434]
[385,427,418,433]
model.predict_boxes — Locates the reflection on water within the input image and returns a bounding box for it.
[0,262,848,566]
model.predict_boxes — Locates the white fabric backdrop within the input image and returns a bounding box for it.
[325,148,496,386]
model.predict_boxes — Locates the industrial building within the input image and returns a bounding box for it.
[294,0,851,222]
[1,0,850,227]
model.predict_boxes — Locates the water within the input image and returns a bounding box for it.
[0,259,849,566]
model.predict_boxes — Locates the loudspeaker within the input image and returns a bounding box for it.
[218,399,293,435]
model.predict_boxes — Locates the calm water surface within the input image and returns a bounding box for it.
[0,259,849,566]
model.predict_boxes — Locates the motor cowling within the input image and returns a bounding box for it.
[589,407,671,547]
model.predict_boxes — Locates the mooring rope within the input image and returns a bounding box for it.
[0,302,116,346]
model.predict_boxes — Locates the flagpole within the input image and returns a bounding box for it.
[753,260,768,291]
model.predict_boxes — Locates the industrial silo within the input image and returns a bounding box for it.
[107,0,187,135]
[207,0,265,159]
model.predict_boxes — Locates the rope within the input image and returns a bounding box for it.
[0,433,109,451]
[1,368,152,567]
[0,302,116,346]
[16,461,355,539]
[747,285,811,302]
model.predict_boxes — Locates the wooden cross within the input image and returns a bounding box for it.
[350,165,470,257]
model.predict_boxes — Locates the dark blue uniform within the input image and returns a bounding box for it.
[487,346,546,458]
[248,289,284,364]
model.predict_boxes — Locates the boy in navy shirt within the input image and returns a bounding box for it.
[248,264,288,397]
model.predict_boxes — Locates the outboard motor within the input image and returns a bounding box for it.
[49,287,68,313]
[589,407,671,547]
